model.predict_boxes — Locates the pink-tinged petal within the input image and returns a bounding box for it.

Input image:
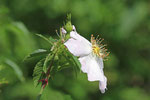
[70,31,91,46]
[96,57,104,69]
[78,55,90,73]
[61,28,67,34]
[64,31,92,57]
[79,55,105,82]
[99,76,107,93]
[64,38,92,57]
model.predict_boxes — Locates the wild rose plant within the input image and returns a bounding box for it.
[25,15,109,99]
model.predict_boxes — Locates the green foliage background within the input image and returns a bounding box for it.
[0,0,150,100]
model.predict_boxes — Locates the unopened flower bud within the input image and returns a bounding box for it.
[61,28,67,34]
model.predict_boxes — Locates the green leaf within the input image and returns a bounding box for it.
[5,59,25,82]
[72,56,81,70]
[0,65,9,84]
[61,51,77,76]
[36,34,53,45]
[50,56,63,76]
[33,59,45,87]
[49,65,58,78]
[65,49,81,71]
[24,49,49,60]
[43,54,54,73]
[57,55,70,71]
[49,36,57,43]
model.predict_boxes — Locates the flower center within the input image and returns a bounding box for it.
[91,34,109,60]
[92,45,100,55]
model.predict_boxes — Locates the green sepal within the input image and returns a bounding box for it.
[36,34,54,45]
[24,49,49,61]
[64,14,73,33]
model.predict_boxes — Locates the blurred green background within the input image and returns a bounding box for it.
[0,0,150,100]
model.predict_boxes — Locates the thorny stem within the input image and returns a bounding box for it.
[37,46,58,100]
[46,52,56,79]
[36,86,44,100]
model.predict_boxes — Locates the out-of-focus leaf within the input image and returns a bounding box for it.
[36,34,54,45]
[1,21,37,59]
[33,59,45,87]
[119,88,150,100]
[13,22,30,34]
[24,49,49,60]
[5,59,24,82]
[41,87,73,100]
[118,2,148,39]
[0,65,9,84]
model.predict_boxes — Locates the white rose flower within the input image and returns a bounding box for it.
[64,26,109,93]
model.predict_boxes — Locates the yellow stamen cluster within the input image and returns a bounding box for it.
[91,34,109,60]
